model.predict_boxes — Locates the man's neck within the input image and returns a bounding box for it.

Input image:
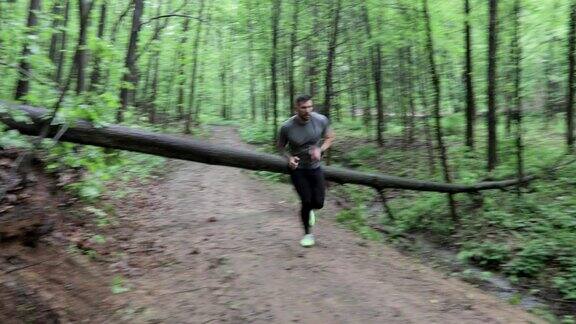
[296,115,310,124]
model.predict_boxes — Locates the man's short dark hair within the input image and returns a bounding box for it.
[295,94,312,106]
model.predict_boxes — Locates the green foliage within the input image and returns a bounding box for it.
[45,143,165,202]
[111,275,130,294]
[252,170,289,183]
[84,206,114,228]
[322,114,576,303]
[239,123,274,145]
[0,125,32,149]
[336,207,381,241]
[457,242,511,269]
[347,145,379,167]
[89,234,107,245]
[554,268,576,300]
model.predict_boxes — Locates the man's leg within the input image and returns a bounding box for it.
[290,170,313,234]
[309,167,326,210]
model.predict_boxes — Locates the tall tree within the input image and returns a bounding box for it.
[511,0,524,195]
[361,1,385,146]
[288,0,299,118]
[567,1,576,151]
[306,1,320,97]
[55,0,70,86]
[246,0,258,121]
[89,0,108,92]
[75,0,94,94]
[271,0,281,140]
[14,0,42,101]
[487,0,499,171]
[117,0,144,123]
[185,0,206,133]
[323,0,342,120]
[175,17,191,121]
[423,0,458,223]
[464,0,476,149]
[48,0,65,64]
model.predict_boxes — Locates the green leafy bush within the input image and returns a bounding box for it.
[504,240,557,277]
[457,242,511,269]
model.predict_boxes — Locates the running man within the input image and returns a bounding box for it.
[277,95,335,247]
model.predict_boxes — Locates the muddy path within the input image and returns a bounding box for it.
[111,126,543,323]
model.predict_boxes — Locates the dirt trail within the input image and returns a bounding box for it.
[113,126,543,324]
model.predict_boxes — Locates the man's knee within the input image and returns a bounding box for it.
[311,199,324,209]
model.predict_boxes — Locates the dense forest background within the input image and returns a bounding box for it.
[2,0,576,319]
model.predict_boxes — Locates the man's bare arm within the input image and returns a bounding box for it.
[320,129,335,153]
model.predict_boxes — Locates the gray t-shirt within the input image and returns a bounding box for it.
[278,112,331,169]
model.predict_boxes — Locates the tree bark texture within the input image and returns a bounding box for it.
[185,0,206,133]
[323,0,342,120]
[14,0,42,101]
[271,0,281,140]
[361,1,385,146]
[75,0,93,95]
[0,102,536,194]
[88,1,107,92]
[566,2,576,150]
[464,0,476,149]
[423,0,458,222]
[487,0,498,170]
[55,0,70,86]
[118,0,144,123]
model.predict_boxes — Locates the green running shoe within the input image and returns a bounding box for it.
[309,210,316,227]
[300,234,315,247]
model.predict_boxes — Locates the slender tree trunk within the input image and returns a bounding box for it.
[185,0,206,134]
[89,1,107,92]
[193,61,205,125]
[104,1,133,87]
[487,0,499,170]
[143,0,163,121]
[347,47,358,120]
[406,45,416,144]
[307,2,320,97]
[48,0,64,64]
[55,0,70,86]
[288,0,299,118]
[361,1,385,146]
[464,0,476,149]
[373,28,385,145]
[544,37,558,127]
[14,0,41,101]
[148,54,160,123]
[512,0,523,196]
[418,75,436,177]
[323,0,342,120]
[423,0,458,223]
[218,29,229,120]
[361,54,372,127]
[247,0,258,121]
[271,0,282,140]
[118,0,144,123]
[398,47,409,149]
[75,0,93,95]
[175,18,191,122]
[567,2,576,151]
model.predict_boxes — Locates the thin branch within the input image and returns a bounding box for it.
[138,14,204,28]
[0,61,56,89]
[377,189,395,221]
[110,0,134,42]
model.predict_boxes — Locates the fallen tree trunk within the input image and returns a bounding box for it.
[0,101,535,193]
